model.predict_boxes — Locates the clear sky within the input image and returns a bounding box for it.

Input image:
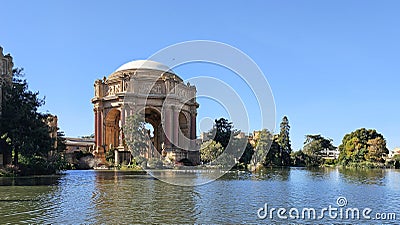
[1,0,399,151]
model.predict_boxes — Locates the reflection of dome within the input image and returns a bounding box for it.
[115,60,172,73]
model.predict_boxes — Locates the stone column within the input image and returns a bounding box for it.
[97,109,105,151]
[191,112,197,140]
[173,106,179,147]
[164,106,172,148]
[94,109,98,146]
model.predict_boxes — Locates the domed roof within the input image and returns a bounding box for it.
[115,60,172,73]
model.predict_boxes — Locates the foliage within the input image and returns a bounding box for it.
[18,153,67,175]
[277,116,292,165]
[387,155,400,169]
[251,129,273,166]
[0,69,53,164]
[0,69,66,175]
[250,128,292,167]
[202,118,249,167]
[147,158,163,169]
[133,156,147,168]
[238,142,254,165]
[123,113,148,158]
[56,131,67,153]
[291,150,307,167]
[302,134,336,167]
[264,137,285,166]
[81,134,95,139]
[338,128,388,166]
[207,118,239,149]
[105,149,115,164]
[200,140,224,164]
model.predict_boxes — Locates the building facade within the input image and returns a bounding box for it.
[0,46,13,166]
[92,60,199,165]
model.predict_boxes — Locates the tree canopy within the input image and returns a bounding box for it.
[207,118,239,149]
[0,69,54,165]
[0,68,66,175]
[338,128,388,165]
[302,134,336,167]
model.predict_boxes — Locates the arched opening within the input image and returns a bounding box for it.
[105,109,121,152]
[179,111,190,138]
[144,107,163,156]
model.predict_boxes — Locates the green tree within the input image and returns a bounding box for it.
[366,137,387,163]
[56,131,67,153]
[238,142,254,166]
[251,129,273,166]
[200,140,224,164]
[277,116,292,166]
[123,113,148,159]
[0,69,53,165]
[207,118,239,149]
[264,136,283,166]
[291,150,307,167]
[338,128,388,165]
[303,134,336,167]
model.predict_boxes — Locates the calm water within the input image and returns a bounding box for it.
[0,168,399,224]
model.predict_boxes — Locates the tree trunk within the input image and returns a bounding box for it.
[13,150,18,165]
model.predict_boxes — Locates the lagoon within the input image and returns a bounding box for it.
[0,168,399,224]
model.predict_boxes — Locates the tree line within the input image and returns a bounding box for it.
[200,116,393,169]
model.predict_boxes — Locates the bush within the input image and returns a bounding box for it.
[18,154,67,175]
[134,156,147,169]
[324,158,337,166]
[148,158,163,169]
[105,150,115,164]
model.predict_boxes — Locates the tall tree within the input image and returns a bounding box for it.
[207,118,239,149]
[0,69,53,165]
[123,113,148,158]
[278,116,292,165]
[251,129,273,166]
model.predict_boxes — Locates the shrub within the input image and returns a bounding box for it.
[148,158,163,169]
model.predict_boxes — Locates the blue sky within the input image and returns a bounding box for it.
[1,1,399,151]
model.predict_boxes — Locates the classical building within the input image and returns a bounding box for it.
[0,46,13,117]
[0,46,14,166]
[92,60,199,165]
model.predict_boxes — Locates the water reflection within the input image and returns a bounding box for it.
[0,175,60,186]
[0,168,399,224]
[92,171,198,224]
[0,175,62,224]
[339,168,386,185]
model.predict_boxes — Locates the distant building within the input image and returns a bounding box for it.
[200,132,211,142]
[45,115,58,149]
[64,137,95,164]
[320,148,340,159]
[248,130,261,147]
[65,137,95,154]
[389,147,400,158]
[235,132,247,139]
[0,46,14,166]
